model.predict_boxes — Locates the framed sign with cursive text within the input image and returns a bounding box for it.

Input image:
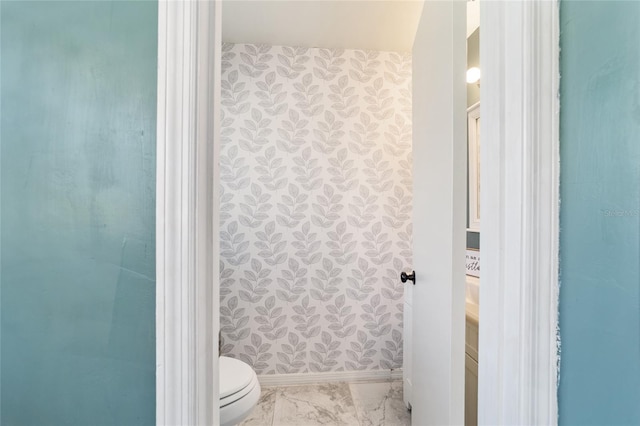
[466,249,480,278]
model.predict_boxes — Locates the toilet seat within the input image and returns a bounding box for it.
[220,372,259,407]
[219,356,261,426]
[220,356,256,404]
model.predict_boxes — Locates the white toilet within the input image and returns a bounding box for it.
[219,356,261,426]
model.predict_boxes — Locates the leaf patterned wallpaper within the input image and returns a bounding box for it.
[219,43,413,374]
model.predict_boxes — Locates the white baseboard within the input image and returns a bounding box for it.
[257,369,403,387]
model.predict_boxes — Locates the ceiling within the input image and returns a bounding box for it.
[222,1,480,53]
[222,1,425,52]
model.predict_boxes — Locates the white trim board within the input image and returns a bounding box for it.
[258,369,403,387]
[156,1,221,425]
[479,1,560,425]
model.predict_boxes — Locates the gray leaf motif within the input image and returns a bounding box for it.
[347,257,376,302]
[346,330,377,371]
[221,70,250,115]
[238,183,273,229]
[311,184,344,229]
[347,184,379,229]
[255,221,288,266]
[276,46,310,79]
[396,302,404,325]
[313,48,346,81]
[254,295,288,340]
[348,112,379,156]
[398,151,413,193]
[292,73,324,117]
[239,108,273,153]
[312,111,345,155]
[220,145,250,191]
[219,185,235,226]
[310,257,342,302]
[239,258,272,304]
[327,148,358,192]
[221,42,236,75]
[220,221,250,266]
[363,149,394,193]
[292,295,321,339]
[349,50,380,83]
[292,221,323,266]
[219,44,413,374]
[380,328,404,370]
[383,113,412,157]
[220,259,236,301]
[384,52,412,85]
[328,75,359,119]
[326,221,357,265]
[239,333,273,374]
[381,258,405,302]
[220,109,237,146]
[219,332,234,357]
[239,44,273,78]
[397,222,413,264]
[220,296,250,341]
[382,185,412,229]
[276,332,307,374]
[276,110,309,154]
[276,183,308,229]
[292,147,323,191]
[364,77,394,121]
[255,71,288,116]
[309,331,342,372]
[255,146,287,191]
[276,258,307,303]
[398,86,412,119]
[361,294,392,338]
[362,221,393,265]
[325,294,356,339]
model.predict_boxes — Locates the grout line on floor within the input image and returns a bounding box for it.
[348,382,363,426]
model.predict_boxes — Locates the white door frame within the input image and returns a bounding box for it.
[479,1,560,425]
[155,1,221,425]
[155,0,560,424]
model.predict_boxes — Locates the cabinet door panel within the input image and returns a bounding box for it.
[465,353,478,426]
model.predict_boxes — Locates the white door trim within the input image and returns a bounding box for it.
[479,1,560,425]
[156,1,221,425]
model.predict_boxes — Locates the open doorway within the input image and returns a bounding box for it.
[159,3,555,421]
[219,2,422,425]
[217,1,468,425]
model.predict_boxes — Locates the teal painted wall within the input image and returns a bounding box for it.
[1,1,157,424]
[559,1,640,424]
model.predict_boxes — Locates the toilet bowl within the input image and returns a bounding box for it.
[219,356,261,426]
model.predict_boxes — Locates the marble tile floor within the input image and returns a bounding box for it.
[240,380,411,426]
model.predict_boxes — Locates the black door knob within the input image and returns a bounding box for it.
[400,271,415,285]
